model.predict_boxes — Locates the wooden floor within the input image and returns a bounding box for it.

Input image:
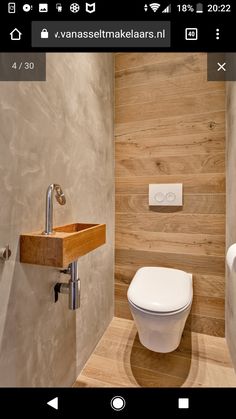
[74,317,236,388]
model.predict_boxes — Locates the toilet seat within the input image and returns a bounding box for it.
[127,267,193,314]
[128,298,192,316]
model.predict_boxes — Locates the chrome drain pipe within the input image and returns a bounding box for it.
[54,261,80,310]
[68,261,80,310]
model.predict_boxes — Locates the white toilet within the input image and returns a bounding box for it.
[127,267,193,353]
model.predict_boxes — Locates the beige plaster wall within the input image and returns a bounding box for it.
[0,53,114,386]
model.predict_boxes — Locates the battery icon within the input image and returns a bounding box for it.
[196,3,203,13]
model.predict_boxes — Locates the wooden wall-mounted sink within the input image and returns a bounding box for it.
[20,223,106,268]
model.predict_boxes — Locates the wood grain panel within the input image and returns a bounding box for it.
[115,78,225,107]
[94,339,192,379]
[115,299,133,320]
[115,231,225,256]
[79,355,187,387]
[115,52,203,72]
[116,112,225,139]
[116,194,226,214]
[103,317,229,364]
[115,249,225,275]
[116,213,225,235]
[185,315,225,337]
[116,154,225,176]
[193,274,225,298]
[115,54,205,89]
[116,174,225,194]
[116,92,225,124]
[92,337,229,380]
[191,295,225,319]
[115,53,225,337]
[75,318,236,387]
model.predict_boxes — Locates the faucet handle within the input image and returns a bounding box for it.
[54,283,61,303]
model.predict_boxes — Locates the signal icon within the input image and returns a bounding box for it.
[162,4,171,13]
[149,3,161,12]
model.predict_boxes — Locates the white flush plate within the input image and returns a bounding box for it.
[149,183,183,206]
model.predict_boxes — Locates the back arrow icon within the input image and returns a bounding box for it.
[47,397,58,410]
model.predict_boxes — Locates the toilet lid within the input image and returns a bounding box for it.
[127,267,192,313]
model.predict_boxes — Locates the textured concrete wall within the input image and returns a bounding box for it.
[0,53,114,386]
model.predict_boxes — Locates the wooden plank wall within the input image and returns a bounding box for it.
[115,53,226,337]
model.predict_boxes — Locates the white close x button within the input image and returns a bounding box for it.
[217,62,226,72]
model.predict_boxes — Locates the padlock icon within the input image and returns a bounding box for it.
[41,29,49,39]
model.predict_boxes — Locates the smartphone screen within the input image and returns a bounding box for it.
[0,1,235,417]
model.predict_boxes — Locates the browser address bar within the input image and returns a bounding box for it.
[31,21,171,48]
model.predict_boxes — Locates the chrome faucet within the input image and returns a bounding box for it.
[44,183,66,235]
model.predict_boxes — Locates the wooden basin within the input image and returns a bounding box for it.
[20,223,106,268]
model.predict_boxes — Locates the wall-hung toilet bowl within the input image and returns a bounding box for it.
[127,267,193,353]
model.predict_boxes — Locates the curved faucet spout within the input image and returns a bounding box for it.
[44,183,66,235]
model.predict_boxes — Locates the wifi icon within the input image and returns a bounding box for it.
[149,3,161,12]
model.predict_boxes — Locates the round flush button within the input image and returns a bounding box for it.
[166,192,176,202]
[155,192,165,203]
[111,396,126,411]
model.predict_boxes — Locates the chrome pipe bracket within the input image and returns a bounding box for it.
[0,245,12,262]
